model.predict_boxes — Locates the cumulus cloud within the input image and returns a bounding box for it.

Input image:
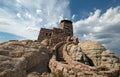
[73,6,120,56]
[0,0,70,39]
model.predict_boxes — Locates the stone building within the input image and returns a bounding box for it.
[38,20,73,46]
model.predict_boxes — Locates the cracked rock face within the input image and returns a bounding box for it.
[66,44,94,66]
[101,50,120,69]
[78,41,120,69]
[49,41,120,77]
[0,40,49,77]
[78,41,106,66]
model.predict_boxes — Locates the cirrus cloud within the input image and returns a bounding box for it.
[0,0,70,39]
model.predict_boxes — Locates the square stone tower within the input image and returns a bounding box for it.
[60,20,73,36]
[38,20,73,46]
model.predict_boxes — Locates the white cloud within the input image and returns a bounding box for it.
[0,0,70,39]
[36,9,42,14]
[93,26,102,32]
[17,13,21,18]
[73,6,120,55]
[72,14,75,20]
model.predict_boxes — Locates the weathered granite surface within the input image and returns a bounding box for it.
[0,40,49,77]
[79,41,120,69]
[0,39,120,77]
[49,40,120,77]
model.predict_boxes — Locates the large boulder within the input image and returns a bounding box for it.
[66,44,94,66]
[78,41,120,71]
[0,40,49,77]
[78,41,106,66]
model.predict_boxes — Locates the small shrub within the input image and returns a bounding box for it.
[97,67,109,71]
[52,70,67,77]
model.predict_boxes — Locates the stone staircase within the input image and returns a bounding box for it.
[49,42,120,77]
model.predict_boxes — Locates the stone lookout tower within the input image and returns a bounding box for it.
[38,20,73,46]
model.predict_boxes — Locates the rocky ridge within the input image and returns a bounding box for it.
[0,39,120,77]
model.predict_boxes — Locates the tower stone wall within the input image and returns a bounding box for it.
[38,20,73,46]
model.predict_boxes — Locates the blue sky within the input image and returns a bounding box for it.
[70,0,120,20]
[0,0,120,56]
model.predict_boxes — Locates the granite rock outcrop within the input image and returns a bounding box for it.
[0,40,49,77]
[79,41,120,69]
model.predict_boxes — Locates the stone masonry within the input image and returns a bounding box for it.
[38,20,73,46]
